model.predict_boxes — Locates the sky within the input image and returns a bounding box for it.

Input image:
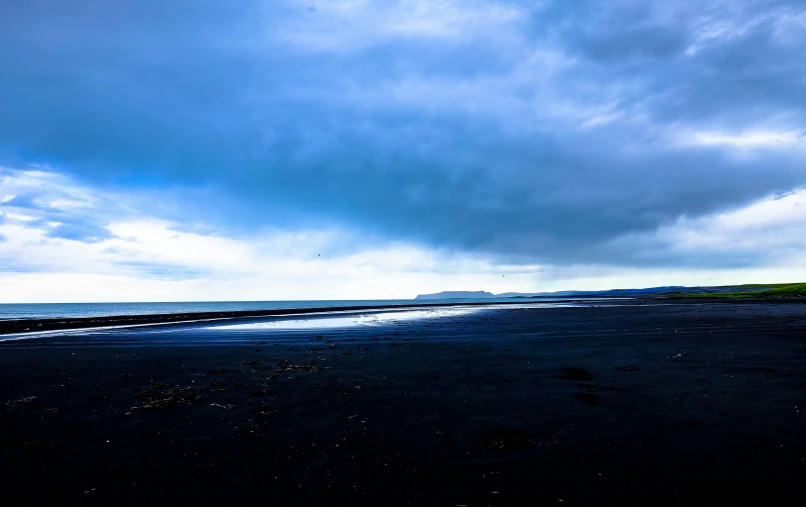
[1,0,805,302]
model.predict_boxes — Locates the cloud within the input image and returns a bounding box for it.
[0,0,805,276]
[2,166,806,302]
[277,0,524,51]
[657,187,806,264]
[679,130,804,148]
[0,168,119,243]
[0,167,552,300]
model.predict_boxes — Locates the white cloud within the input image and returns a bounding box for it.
[0,167,544,301]
[658,188,806,260]
[4,166,806,303]
[682,129,804,148]
[533,264,806,292]
[592,187,806,277]
[277,0,524,52]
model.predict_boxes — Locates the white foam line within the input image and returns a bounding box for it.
[205,306,484,331]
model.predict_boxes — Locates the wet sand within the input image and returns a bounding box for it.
[0,300,566,335]
[1,300,805,506]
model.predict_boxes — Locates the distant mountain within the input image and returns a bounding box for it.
[508,286,756,297]
[414,291,496,300]
[416,285,770,300]
[496,292,557,297]
[534,286,692,297]
[526,286,772,297]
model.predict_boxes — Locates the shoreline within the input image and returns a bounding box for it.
[0,299,609,336]
[4,296,806,337]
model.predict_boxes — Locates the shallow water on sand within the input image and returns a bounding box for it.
[0,303,580,345]
[0,298,576,320]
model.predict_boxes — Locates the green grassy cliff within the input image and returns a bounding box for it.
[666,283,806,298]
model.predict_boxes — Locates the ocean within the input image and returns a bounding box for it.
[0,298,553,320]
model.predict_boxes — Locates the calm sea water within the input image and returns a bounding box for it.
[0,298,553,320]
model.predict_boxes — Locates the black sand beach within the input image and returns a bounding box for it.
[1,300,805,505]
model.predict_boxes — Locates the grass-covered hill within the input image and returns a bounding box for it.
[666,283,806,298]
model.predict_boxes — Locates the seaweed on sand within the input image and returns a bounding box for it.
[131,382,201,410]
[482,426,535,451]
[6,396,39,407]
[275,359,327,372]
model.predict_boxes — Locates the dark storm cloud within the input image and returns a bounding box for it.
[1,0,804,267]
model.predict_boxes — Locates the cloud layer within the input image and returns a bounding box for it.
[1,0,806,298]
[2,167,806,301]
[1,168,553,301]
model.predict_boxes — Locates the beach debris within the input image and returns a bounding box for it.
[482,426,535,451]
[255,405,275,416]
[208,368,237,374]
[535,430,563,446]
[234,421,267,435]
[555,367,594,381]
[275,359,327,373]
[131,382,201,410]
[6,395,39,406]
[7,437,53,449]
[210,402,235,410]
[210,381,229,392]
[259,374,281,384]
